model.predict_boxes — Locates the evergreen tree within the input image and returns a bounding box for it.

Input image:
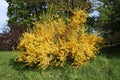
[97,0,120,45]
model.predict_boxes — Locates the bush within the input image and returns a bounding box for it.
[0,24,27,51]
[17,10,103,69]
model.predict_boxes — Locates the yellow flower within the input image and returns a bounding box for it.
[17,9,103,69]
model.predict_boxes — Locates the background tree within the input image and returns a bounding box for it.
[97,0,120,46]
[6,0,92,27]
[5,0,47,27]
[0,24,27,51]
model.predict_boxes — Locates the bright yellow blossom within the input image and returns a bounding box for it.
[17,10,103,69]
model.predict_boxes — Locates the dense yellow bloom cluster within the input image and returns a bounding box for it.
[17,10,103,69]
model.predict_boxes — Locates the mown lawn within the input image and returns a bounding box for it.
[0,45,120,80]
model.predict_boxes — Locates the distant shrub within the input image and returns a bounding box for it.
[0,24,27,51]
[17,10,103,69]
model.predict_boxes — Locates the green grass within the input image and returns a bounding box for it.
[0,45,120,80]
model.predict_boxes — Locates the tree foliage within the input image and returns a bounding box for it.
[97,0,120,45]
[6,0,44,26]
[6,0,92,27]
[0,24,27,51]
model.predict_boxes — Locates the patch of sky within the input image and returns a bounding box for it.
[0,0,8,33]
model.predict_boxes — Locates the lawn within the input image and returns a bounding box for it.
[0,45,120,80]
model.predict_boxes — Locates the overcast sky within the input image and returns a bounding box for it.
[0,0,8,33]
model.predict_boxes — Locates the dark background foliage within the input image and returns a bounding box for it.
[0,24,27,51]
[97,0,120,46]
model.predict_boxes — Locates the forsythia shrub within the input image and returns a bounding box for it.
[17,10,103,69]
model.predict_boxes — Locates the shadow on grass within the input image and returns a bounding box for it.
[100,44,120,58]
[9,59,42,72]
[9,58,68,72]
